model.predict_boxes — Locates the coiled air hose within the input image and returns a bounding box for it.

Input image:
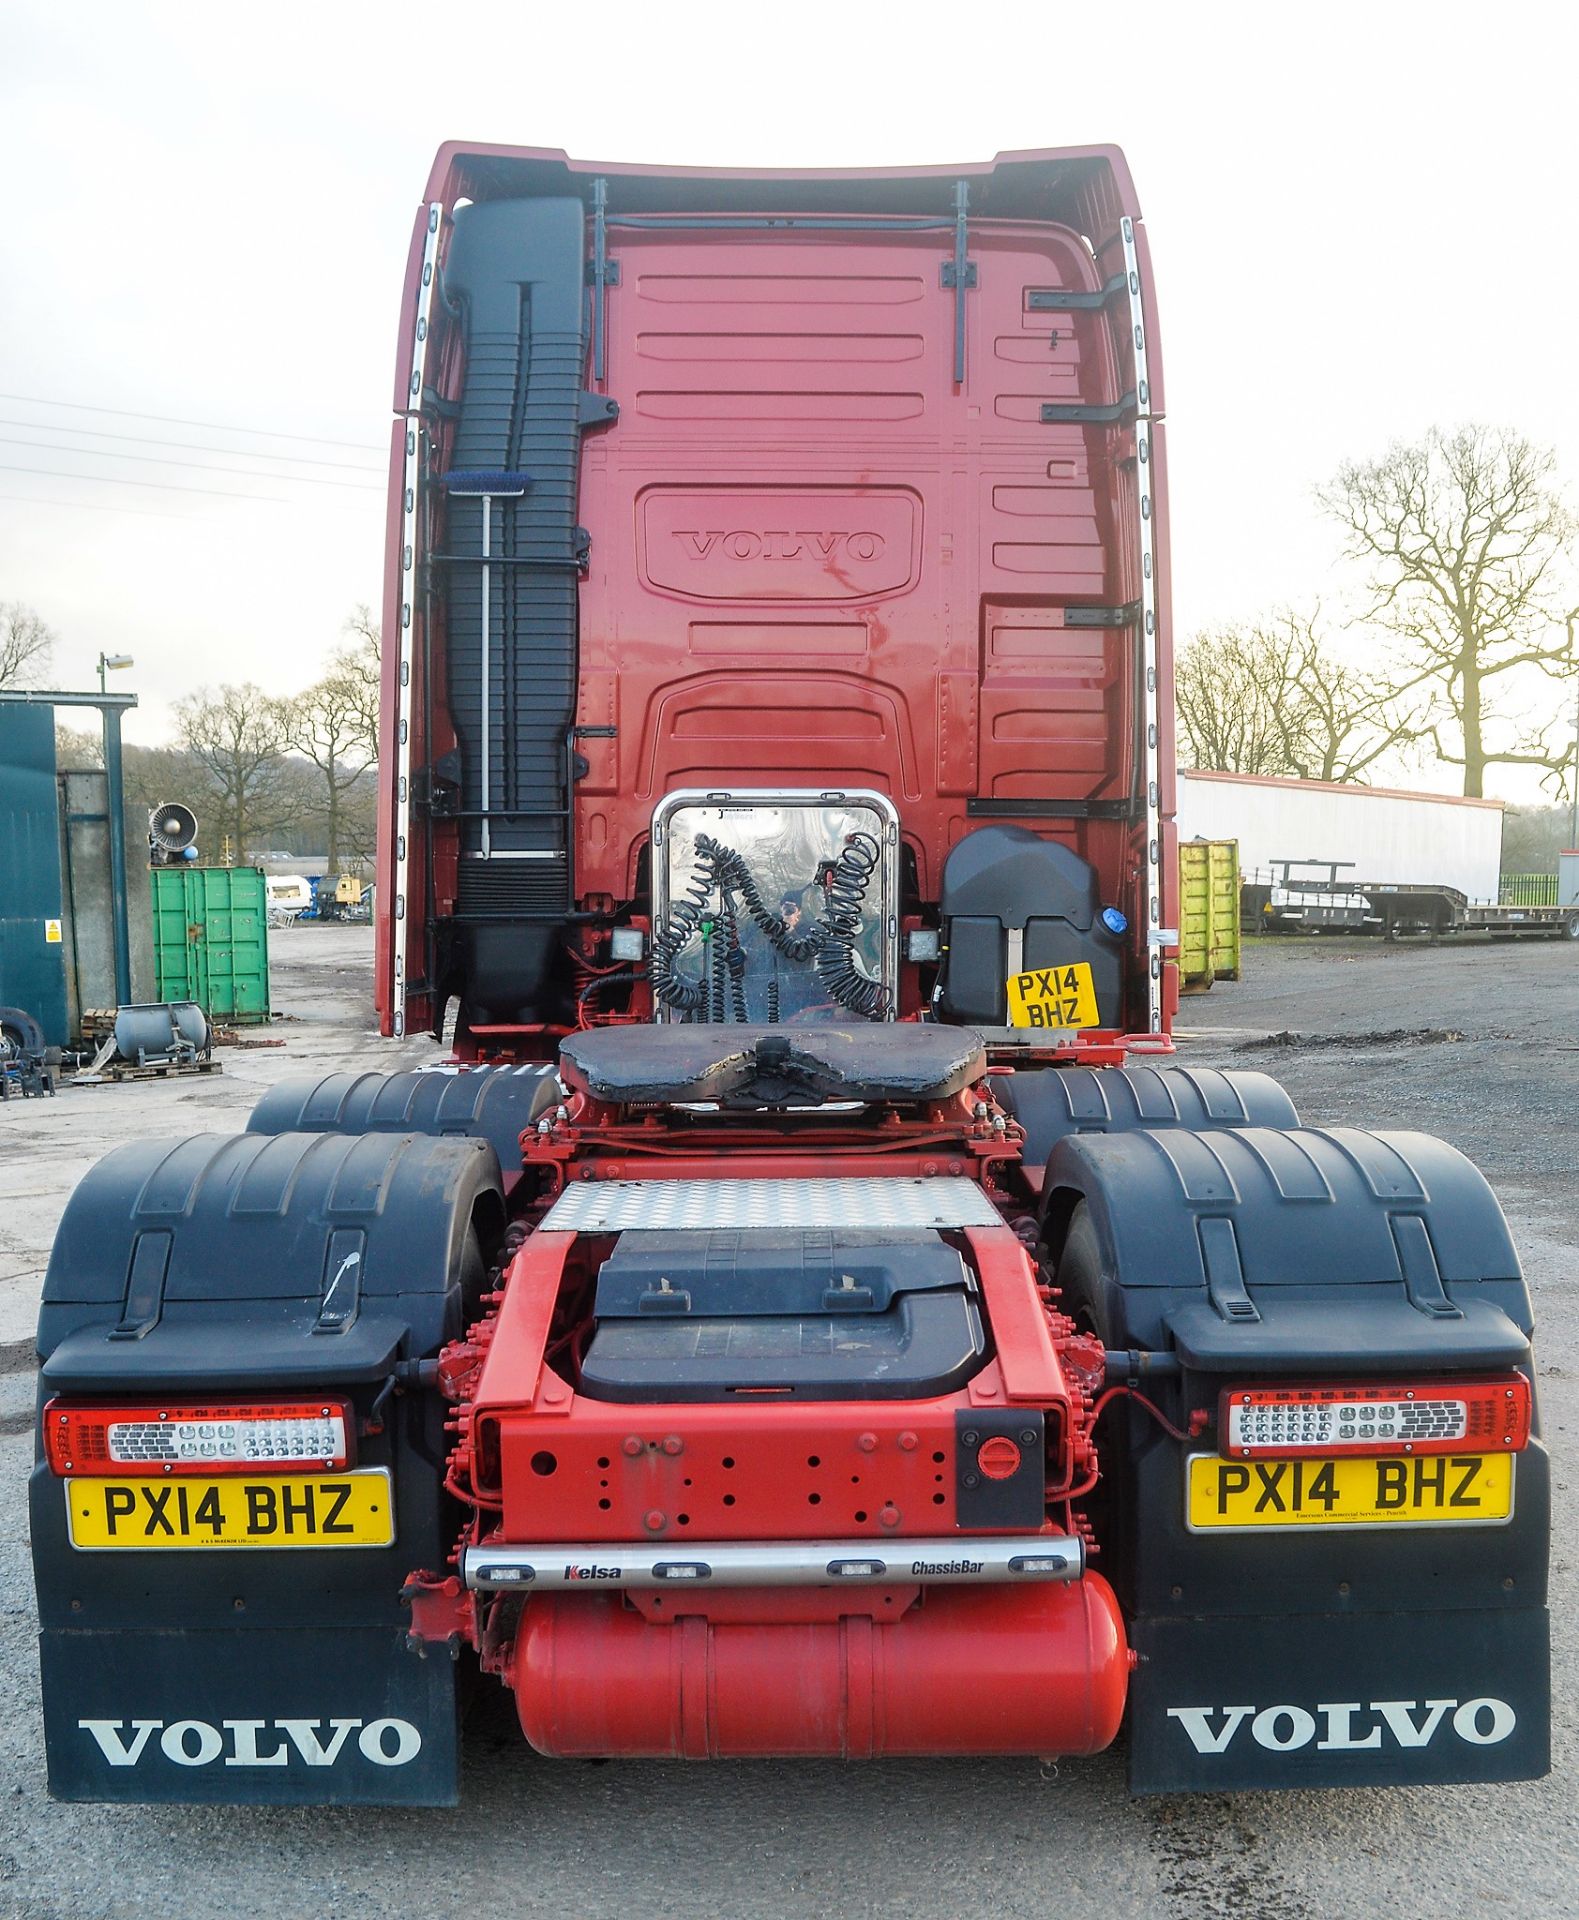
[648,846,714,1014]
[648,831,890,1020]
[812,832,890,1018]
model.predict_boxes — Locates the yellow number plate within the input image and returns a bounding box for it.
[65,1469,394,1551]
[1186,1452,1514,1532]
[1005,962,1098,1030]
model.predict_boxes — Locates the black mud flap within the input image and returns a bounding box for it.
[32,1131,503,1807]
[41,1626,458,1805]
[1128,1606,1550,1793]
[1044,1119,1552,1795]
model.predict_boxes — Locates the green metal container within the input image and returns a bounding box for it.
[0,704,69,1044]
[150,866,271,1024]
[1179,839,1241,990]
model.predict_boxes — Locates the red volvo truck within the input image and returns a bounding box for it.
[32,146,1548,1803]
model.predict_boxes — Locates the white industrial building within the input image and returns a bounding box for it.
[1176,771,1505,903]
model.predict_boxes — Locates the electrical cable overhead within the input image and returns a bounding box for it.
[0,435,383,491]
[0,461,287,504]
[0,391,384,452]
[0,417,384,474]
[0,490,191,520]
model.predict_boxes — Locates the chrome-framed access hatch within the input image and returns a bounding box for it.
[650,788,900,1022]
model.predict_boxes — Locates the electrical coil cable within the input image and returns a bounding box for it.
[648,831,890,1021]
[699,836,822,965]
[705,921,721,1023]
[812,832,890,1019]
[720,898,749,1023]
[649,847,715,1014]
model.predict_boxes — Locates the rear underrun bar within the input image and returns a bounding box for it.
[465,1533,1085,1592]
[604,216,957,231]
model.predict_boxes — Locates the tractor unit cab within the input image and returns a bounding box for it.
[31,147,1548,1808]
[372,145,1172,1054]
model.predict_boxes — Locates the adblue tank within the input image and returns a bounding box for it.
[936,825,1127,1028]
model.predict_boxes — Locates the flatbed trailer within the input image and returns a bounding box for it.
[1358,884,1579,942]
[29,143,1549,1807]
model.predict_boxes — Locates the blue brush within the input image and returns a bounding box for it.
[441,469,531,496]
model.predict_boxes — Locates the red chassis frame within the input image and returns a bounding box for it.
[403,1054,1138,1759]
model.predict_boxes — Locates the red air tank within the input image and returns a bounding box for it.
[509,1576,1129,1760]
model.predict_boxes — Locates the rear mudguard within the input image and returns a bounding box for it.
[247,1064,559,1180]
[1042,1123,1550,1791]
[998,1064,1299,1187]
[31,1129,503,1806]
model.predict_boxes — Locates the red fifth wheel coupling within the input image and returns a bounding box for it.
[509,1575,1129,1760]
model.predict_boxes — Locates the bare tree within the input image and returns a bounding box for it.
[121,742,210,827]
[1175,623,1302,776]
[1319,426,1576,797]
[55,722,104,768]
[1175,611,1417,781]
[174,684,290,860]
[1501,802,1572,876]
[339,604,383,763]
[0,600,56,688]
[1265,608,1424,783]
[283,651,379,872]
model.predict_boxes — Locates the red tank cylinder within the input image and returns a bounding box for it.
[509,1576,1128,1759]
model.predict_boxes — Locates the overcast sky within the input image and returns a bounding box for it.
[2,1,1574,800]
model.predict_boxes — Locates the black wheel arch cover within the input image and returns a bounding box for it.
[35,1128,506,1608]
[999,1064,1299,1209]
[247,1064,559,1181]
[1038,1123,1533,1368]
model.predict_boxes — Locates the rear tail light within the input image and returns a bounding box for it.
[44,1399,353,1476]
[1220,1376,1531,1459]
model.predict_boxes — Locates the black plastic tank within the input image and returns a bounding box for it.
[936,825,1125,1027]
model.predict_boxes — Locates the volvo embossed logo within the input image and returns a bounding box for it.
[79,1717,423,1768]
[673,529,886,562]
[642,490,915,599]
[1167,1698,1517,1755]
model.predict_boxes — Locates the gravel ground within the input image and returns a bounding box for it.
[1180,932,1579,1248]
[0,928,1574,1920]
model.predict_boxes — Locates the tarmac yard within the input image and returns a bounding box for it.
[0,927,1573,1919]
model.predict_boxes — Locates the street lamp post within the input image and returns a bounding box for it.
[92,655,135,1000]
